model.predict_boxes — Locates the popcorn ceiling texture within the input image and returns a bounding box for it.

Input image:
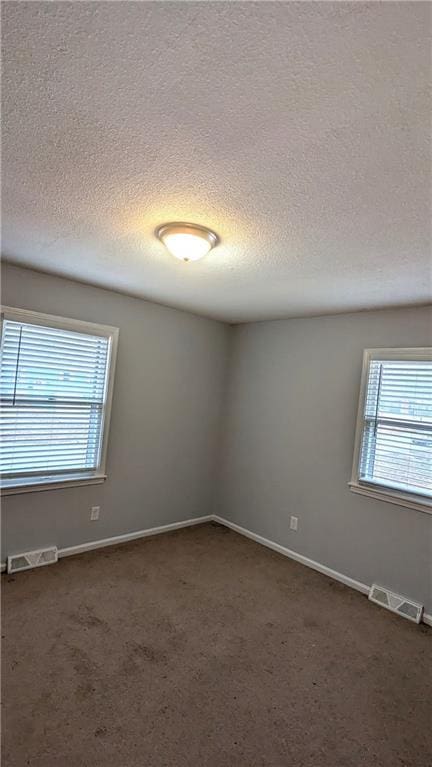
[2,1,431,322]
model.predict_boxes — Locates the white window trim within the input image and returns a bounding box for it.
[0,306,119,495]
[349,347,432,516]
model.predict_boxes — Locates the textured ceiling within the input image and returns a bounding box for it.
[2,1,431,322]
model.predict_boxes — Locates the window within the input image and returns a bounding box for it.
[0,307,118,494]
[350,348,432,514]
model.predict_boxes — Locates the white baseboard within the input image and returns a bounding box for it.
[212,515,431,628]
[2,512,430,629]
[59,514,213,559]
[212,515,369,595]
[1,515,212,571]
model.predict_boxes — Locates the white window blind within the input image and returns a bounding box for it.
[355,352,432,505]
[0,312,116,486]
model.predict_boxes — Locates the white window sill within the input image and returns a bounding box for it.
[349,481,432,515]
[1,473,107,496]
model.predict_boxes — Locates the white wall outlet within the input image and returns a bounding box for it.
[90,506,100,521]
[290,515,298,531]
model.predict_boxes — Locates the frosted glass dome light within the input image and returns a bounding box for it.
[156,222,219,262]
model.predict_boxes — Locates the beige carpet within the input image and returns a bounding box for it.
[2,522,431,767]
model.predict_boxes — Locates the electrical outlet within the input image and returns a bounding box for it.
[290,515,298,531]
[90,506,100,521]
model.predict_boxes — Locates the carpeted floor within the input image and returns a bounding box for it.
[2,522,431,767]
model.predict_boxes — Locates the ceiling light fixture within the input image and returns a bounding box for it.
[156,222,219,262]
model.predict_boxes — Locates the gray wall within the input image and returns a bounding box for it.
[2,264,431,614]
[219,307,432,614]
[1,263,230,556]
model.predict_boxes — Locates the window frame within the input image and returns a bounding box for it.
[0,306,119,495]
[349,347,432,515]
